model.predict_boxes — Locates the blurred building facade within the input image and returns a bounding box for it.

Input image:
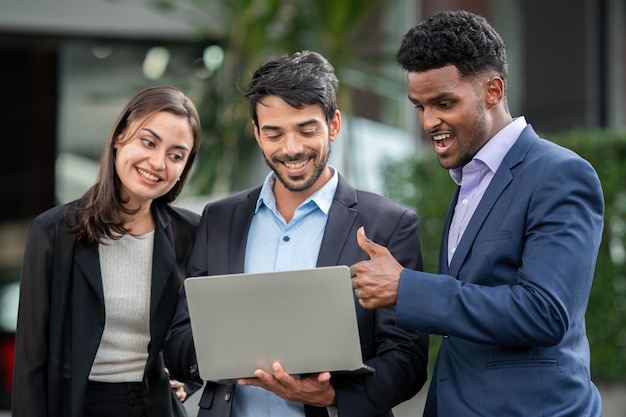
[2,0,624,214]
[1,0,623,221]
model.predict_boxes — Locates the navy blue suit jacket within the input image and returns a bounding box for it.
[164,176,429,417]
[396,125,604,416]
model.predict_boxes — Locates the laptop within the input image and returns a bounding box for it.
[183,265,375,383]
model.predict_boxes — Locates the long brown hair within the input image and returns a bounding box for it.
[71,85,201,245]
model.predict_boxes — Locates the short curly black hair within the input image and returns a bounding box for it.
[396,10,508,82]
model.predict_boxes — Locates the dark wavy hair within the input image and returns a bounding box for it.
[72,85,201,245]
[243,50,339,128]
[396,10,508,84]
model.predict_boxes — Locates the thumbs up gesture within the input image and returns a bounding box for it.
[349,226,404,310]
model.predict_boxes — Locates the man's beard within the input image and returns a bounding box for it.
[266,147,330,192]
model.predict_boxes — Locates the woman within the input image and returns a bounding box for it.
[12,86,202,417]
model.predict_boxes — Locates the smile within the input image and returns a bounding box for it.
[432,133,453,149]
[137,168,161,182]
[284,160,308,169]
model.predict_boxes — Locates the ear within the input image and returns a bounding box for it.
[485,77,505,105]
[329,110,341,143]
[114,132,125,149]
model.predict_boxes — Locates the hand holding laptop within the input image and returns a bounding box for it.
[238,361,336,408]
[183,266,374,383]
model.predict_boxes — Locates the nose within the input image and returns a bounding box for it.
[420,107,442,132]
[149,152,166,170]
[283,133,304,155]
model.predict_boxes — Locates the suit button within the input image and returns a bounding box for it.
[225,391,232,402]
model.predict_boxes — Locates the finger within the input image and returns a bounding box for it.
[271,362,295,386]
[255,368,273,380]
[252,366,288,388]
[272,362,286,378]
[357,293,377,310]
[356,226,386,258]
[238,368,269,386]
[237,376,258,386]
[351,276,358,289]
[349,264,358,279]
[317,372,331,383]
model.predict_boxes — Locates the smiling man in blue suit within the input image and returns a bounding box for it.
[350,10,604,417]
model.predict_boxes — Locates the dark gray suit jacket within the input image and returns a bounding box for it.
[164,175,429,417]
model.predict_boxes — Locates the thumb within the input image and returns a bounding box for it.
[356,226,386,259]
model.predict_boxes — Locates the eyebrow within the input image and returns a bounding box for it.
[142,127,190,151]
[260,119,320,131]
[429,92,455,102]
[409,92,456,105]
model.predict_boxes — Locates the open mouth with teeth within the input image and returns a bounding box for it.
[137,168,161,182]
[284,160,308,170]
[432,133,454,150]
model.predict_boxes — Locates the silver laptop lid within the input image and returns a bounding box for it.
[183,265,373,383]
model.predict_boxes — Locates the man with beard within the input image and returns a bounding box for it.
[164,50,429,417]
[350,10,604,417]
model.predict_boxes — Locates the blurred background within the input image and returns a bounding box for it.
[1,0,626,415]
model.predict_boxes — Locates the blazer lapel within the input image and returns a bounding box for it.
[317,176,358,267]
[149,205,177,325]
[448,169,513,275]
[229,189,260,272]
[150,227,176,320]
[438,187,459,275]
[71,239,106,400]
[447,125,537,276]
[73,241,104,304]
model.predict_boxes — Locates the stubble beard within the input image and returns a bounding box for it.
[267,148,331,192]
[446,106,488,170]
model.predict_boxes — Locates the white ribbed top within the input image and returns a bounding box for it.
[89,231,154,382]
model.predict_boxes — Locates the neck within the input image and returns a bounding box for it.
[492,108,514,134]
[122,203,155,236]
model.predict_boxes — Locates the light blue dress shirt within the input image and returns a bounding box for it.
[447,117,527,265]
[231,168,339,417]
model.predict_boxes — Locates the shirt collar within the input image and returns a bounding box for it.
[450,116,527,185]
[255,167,338,215]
